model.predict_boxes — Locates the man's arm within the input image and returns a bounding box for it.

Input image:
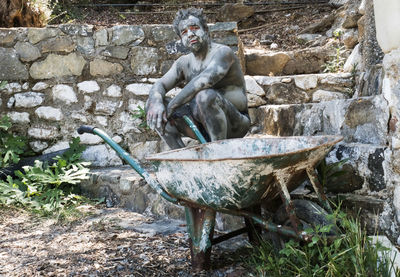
[166,46,235,117]
[146,58,183,129]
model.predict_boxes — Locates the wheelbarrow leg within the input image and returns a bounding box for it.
[275,173,301,233]
[244,205,263,245]
[185,207,216,271]
[306,167,333,213]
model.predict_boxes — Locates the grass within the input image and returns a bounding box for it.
[247,205,399,277]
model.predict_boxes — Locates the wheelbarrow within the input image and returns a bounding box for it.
[77,123,342,271]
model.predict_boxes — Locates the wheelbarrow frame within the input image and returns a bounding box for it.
[77,124,342,271]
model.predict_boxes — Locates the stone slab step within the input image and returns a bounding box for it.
[245,72,354,107]
[254,94,389,146]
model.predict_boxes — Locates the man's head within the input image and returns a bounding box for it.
[173,8,209,53]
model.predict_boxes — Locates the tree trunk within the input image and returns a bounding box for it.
[0,0,49,27]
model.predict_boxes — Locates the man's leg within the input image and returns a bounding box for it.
[193,89,250,141]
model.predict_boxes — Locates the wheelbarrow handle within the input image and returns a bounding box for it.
[77,125,96,135]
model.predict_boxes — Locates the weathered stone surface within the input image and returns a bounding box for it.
[342,10,362,29]
[126,83,153,96]
[111,26,145,46]
[245,76,265,96]
[7,112,30,123]
[27,28,62,44]
[103,85,122,98]
[130,47,160,75]
[35,106,63,121]
[94,28,108,46]
[212,35,238,46]
[32,82,49,91]
[0,29,18,47]
[294,75,318,90]
[71,112,88,123]
[312,89,347,102]
[30,141,48,153]
[218,3,255,22]
[344,44,362,72]
[101,46,129,59]
[266,83,310,104]
[95,116,108,126]
[118,111,142,134]
[28,127,59,139]
[253,76,283,86]
[95,100,121,115]
[76,36,95,55]
[59,24,93,36]
[7,98,15,108]
[30,53,86,79]
[283,47,332,75]
[14,92,44,108]
[343,29,359,49]
[151,26,177,42]
[129,141,160,160]
[14,42,41,62]
[1,82,22,94]
[40,37,75,53]
[52,85,77,104]
[256,104,302,136]
[247,94,266,108]
[77,80,100,93]
[246,50,290,75]
[78,133,103,145]
[43,141,70,154]
[0,48,29,80]
[82,145,123,167]
[342,96,389,145]
[297,34,324,44]
[209,22,237,32]
[90,59,123,76]
[319,72,352,86]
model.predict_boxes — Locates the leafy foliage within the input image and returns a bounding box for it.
[131,105,149,129]
[248,207,399,276]
[316,158,349,189]
[322,30,346,73]
[0,117,91,216]
[0,116,29,168]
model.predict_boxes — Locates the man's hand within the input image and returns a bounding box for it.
[146,102,167,130]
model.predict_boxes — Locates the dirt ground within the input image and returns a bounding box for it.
[54,1,335,51]
[0,206,253,276]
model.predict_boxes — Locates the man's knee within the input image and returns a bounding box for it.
[195,89,218,107]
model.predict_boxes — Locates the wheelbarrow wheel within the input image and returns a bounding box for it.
[273,199,339,246]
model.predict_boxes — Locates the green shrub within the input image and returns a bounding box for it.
[0,116,92,216]
[248,208,399,277]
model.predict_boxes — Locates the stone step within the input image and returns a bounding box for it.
[244,44,339,76]
[245,72,354,108]
[254,94,389,146]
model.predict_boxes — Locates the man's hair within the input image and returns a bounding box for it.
[173,8,208,37]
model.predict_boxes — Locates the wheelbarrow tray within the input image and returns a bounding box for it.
[146,135,342,211]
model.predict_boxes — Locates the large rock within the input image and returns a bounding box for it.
[94,100,122,115]
[14,42,41,62]
[77,80,100,94]
[111,26,145,46]
[0,29,18,47]
[0,48,29,80]
[14,92,44,108]
[90,59,123,76]
[40,37,76,53]
[283,46,333,75]
[52,84,77,104]
[266,83,310,104]
[217,3,255,22]
[59,24,93,36]
[94,28,109,46]
[30,53,86,79]
[151,26,177,42]
[28,126,59,139]
[76,37,95,56]
[7,112,30,124]
[101,46,129,59]
[35,106,63,121]
[27,27,62,44]
[126,83,153,96]
[130,47,160,75]
[245,50,290,76]
[82,145,123,167]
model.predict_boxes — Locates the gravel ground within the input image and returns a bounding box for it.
[0,206,254,276]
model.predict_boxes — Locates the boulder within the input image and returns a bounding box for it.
[0,48,29,80]
[246,50,290,76]
[90,59,123,77]
[30,53,86,79]
[217,3,255,22]
[130,47,160,76]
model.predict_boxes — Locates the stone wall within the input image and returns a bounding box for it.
[0,22,241,165]
[373,0,400,244]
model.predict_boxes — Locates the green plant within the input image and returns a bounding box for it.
[0,116,29,168]
[0,137,91,215]
[0,81,7,90]
[346,62,359,97]
[322,30,346,73]
[316,158,349,189]
[131,105,149,129]
[248,207,399,276]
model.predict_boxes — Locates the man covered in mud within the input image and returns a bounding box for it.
[146,8,250,149]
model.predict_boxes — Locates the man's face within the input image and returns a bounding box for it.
[178,15,208,53]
